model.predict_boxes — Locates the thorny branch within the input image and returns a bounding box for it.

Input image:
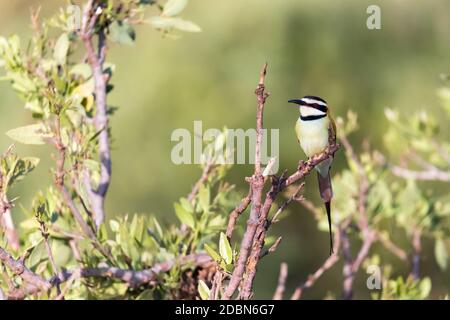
[0,243,211,300]
[222,63,269,300]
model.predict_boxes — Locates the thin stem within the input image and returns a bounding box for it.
[225,188,252,240]
[188,162,215,203]
[411,226,421,280]
[273,263,288,300]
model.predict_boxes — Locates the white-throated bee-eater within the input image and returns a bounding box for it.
[288,95,336,255]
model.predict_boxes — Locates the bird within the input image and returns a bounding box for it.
[288,95,336,255]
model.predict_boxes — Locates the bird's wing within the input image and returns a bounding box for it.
[328,113,337,144]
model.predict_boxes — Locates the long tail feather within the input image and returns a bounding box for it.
[325,201,334,255]
[318,171,334,255]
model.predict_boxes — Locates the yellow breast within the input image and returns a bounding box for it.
[295,116,330,158]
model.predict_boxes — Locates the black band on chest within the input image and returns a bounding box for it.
[300,114,327,121]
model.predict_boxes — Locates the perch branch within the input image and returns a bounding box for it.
[222,63,269,300]
[239,143,339,299]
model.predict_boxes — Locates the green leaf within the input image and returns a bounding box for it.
[8,72,36,93]
[204,243,221,262]
[419,277,432,299]
[136,289,153,300]
[434,238,448,271]
[170,18,201,32]
[179,197,193,213]
[198,280,210,300]
[6,124,50,145]
[27,240,46,269]
[163,0,188,17]
[148,16,201,33]
[219,232,232,264]
[53,33,69,65]
[174,202,195,229]
[7,157,40,186]
[109,219,120,232]
[152,217,164,239]
[109,21,136,45]
[69,63,92,79]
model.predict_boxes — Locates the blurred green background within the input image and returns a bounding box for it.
[1,0,449,299]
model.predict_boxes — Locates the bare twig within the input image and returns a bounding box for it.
[3,250,211,299]
[0,246,52,299]
[273,263,288,300]
[391,166,450,182]
[260,236,283,260]
[339,132,377,299]
[188,161,216,203]
[37,217,60,295]
[52,116,113,262]
[376,232,408,261]
[222,64,269,300]
[53,117,95,241]
[254,63,268,177]
[411,226,421,280]
[209,267,223,300]
[271,183,305,224]
[80,1,111,228]
[341,227,353,300]
[55,269,80,300]
[226,188,252,240]
[389,147,450,182]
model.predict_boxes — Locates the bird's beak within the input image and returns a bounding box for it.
[288,99,303,106]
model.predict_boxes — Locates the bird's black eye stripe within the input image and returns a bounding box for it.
[307,103,328,113]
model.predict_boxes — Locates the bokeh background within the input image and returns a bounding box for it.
[1,0,449,299]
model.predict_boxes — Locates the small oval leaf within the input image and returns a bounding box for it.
[219,232,232,265]
[6,124,50,145]
[163,0,189,17]
[198,280,210,300]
